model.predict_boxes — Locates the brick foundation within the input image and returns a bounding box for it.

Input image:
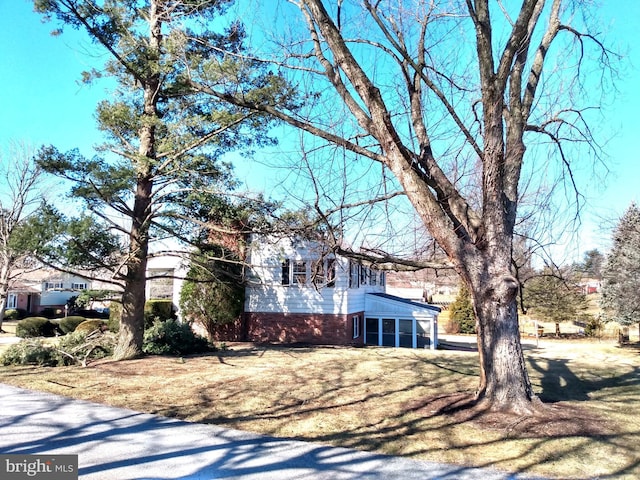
[240,312,365,346]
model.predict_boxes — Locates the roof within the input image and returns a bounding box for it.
[367,292,442,313]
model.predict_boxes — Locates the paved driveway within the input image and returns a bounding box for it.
[0,384,541,479]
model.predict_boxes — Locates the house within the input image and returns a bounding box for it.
[145,254,189,317]
[241,235,441,349]
[6,269,92,315]
[385,268,460,309]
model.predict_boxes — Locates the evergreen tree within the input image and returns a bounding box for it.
[601,203,640,338]
[524,269,587,337]
[578,249,605,280]
[179,246,244,341]
[33,0,288,359]
[448,284,476,334]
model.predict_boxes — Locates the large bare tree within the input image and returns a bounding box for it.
[0,142,50,331]
[191,0,614,412]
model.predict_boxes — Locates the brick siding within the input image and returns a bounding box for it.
[208,311,365,346]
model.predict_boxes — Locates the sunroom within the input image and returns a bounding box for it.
[364,293,441,350]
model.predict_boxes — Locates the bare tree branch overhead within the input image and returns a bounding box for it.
[188,0,616,413]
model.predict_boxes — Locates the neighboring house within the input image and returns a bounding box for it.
[145,254,189,318]
[7,269,92,315]
[386,268,460,309]
[241,236,441,349]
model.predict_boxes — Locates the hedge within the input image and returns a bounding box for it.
[15,317,59,338]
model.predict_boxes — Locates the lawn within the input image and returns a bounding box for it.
[0,329,638,479]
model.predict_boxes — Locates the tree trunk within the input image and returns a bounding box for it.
[112,0,160,360]
[112,177,153,360]
[0,297,7,333]
[471,270,539,414]
[0,260,11,333]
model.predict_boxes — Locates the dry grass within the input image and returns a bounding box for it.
[0,327,639,479]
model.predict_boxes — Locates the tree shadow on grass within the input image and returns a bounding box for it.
[0,383,527,480]
[527,356,640,403]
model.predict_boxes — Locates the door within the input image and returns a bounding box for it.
[365,318,379,345]
[382,318,395,347]
[399,319,413,348]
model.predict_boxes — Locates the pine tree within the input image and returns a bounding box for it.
[601,203,640,339]
[448,284,476,334]
[33,0,288,359]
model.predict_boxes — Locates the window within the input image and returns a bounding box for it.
[71,283,88,290]
[45,281,63,290]
[292,261,307,285]
[370,269,377,286]
[281,259,291,286]
[352,315,361,339]
[7,294,17,309]
[312,259,325,286]
[326,258,336,287]
[349,261,359,288]
[380,271,386,286]
[360,265,368,285]
[312,258,336,287]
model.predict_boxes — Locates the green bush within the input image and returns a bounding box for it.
[4,309,25,320]
[15,317,59,338]
[74,319,107,335]
[58,316,87,334]
[584,315,603,337]
[107,300,175,331]
[144,300,175,326]
[1,340,58,366]
[448,284,476,334]
[143,319,210,355]
[40,307,63,319]
[108,302,121,332]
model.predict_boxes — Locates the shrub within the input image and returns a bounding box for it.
[74,309,109,319]
[1,340,58,366]
[449,284,476,334]
[584,315,604,338]
[143,319,210,355]
[179,258,244,341]
[4,309,24,320]
[144,300,175,327]
[108,302,121,332]
[74,319,107,335]
[40,307,62,319]
[58,316,87,334]
[15,317,59,338]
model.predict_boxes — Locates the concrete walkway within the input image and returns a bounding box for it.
[0,384,541,480]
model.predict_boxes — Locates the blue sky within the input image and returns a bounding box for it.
[1,1,639,262]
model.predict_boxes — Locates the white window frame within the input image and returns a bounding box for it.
[71,282,88,290]
[7,294,17,309]
[312,258,336,288]
[349,261,360,288]
[352,315,361,339]
[292,260,307,285]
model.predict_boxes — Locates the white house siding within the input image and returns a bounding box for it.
[244,236,385,316]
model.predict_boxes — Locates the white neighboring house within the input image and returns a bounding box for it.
[242,235,440,349]
[6,270,91,315]
[145,254,190,320]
